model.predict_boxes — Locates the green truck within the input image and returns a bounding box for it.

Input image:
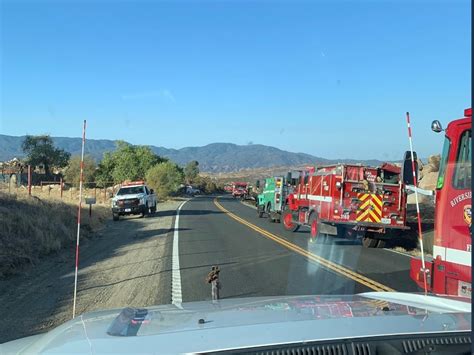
[256,171,304,222]
[256,176,284,222]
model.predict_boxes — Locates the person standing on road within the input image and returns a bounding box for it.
[205,265,221,301]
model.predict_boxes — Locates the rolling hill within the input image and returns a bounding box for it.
[0,134,386,172]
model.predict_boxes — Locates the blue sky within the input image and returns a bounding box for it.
[0,0,470,160]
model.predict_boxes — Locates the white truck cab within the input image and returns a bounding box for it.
[111,181,157,221]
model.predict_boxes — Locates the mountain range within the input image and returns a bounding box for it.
[0,134,388,172]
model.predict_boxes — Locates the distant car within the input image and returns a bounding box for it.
[186,186,201,195]
[111,181,157,221]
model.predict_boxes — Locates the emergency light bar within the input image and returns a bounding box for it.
[122,180,146,186]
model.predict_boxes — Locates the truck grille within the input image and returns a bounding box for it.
[118,198,140,207]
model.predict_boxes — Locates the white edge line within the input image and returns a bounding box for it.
[172,200,188,308]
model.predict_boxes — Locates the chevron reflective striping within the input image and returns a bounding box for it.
[372,194,383,206]
[369,209,381,223]
[356,209,371,221]
[371,203,382,216]
[359,193,370,201]
[356,193,383,223]
[359,199,371,211]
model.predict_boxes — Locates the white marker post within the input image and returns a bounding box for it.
[405,112,428,295]
[72,120,86,318]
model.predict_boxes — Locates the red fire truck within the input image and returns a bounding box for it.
[281,160,414,248]
[410,108,472,298]
[232,182,248,199]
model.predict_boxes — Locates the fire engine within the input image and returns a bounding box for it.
[281,161,415,248]
[231,182,248,199]
[410,108,472,298]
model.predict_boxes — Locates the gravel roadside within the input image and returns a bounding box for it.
[0,198,185,343]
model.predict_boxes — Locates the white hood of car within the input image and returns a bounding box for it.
[1,293,470,354]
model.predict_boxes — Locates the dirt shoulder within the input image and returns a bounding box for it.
[0,198,185,343]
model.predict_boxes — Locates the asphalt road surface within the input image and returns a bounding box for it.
[1,194,419,343]
[176,195,418,303]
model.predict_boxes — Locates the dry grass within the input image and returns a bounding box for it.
[0,184,114,206]
[0,191,109,278]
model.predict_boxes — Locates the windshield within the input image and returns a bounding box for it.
[117,186,145,195]
[437,137,451,189]
[0,0,471,347]
[453,130,471,190]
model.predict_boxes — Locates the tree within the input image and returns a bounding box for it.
[22,135,70,177]
[95,141,166,186]
[193,175,219,194]
[146,161,184,200]
[184,160,199,184]
[95,151,116,187]
[64,155,97,187]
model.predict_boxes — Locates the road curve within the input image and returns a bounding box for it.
[176,195,418,302]
[175,195,418,302]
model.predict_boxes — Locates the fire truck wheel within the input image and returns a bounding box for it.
[362,236,378,248]
[309,213,320,239]
[282,209,299,232]
[376,239,386,248]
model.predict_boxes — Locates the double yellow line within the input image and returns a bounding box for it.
[214,198,394,293]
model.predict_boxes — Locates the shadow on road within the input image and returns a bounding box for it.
[132,228,190,240]
[79,269,173,291]
[81,261,238,291]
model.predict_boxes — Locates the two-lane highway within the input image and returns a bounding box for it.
[0,195,419,342]
[174,195,417,303]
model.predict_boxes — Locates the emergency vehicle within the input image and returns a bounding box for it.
[410,108,472,298]
[231,182,248,199]
[257,176,285,221]
[281,162,413,248]
[256,171,304,222]
[111,180,157,221]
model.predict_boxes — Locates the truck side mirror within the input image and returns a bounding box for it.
[150,189,154,194]
[286,172,292,182]
[431,120,443,133]
[402,151,419,185]
[255,180,260,188]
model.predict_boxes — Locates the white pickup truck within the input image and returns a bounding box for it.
[111,181,157,221]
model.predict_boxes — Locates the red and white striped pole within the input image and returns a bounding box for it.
[405,112,428,295]
[72,120,86,318]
